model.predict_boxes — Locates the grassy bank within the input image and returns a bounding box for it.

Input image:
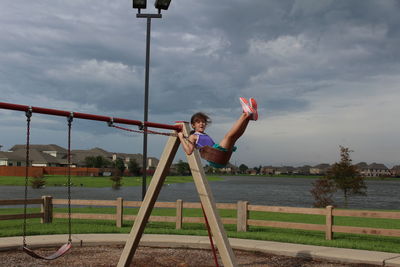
[1,174,398,187]
[1,207,399,253]
[0,175,222,187]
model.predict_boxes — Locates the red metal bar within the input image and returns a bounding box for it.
[0,102,181,132]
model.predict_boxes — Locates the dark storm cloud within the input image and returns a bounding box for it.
[1,0,400,166]
[2,0,399,115]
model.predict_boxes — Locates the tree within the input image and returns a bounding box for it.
[30,174,46,189]
[255,165,262,175]
[326,146,367,208]
[310,177,336,208]
[110,169,122,189]
[239,164,248,174]
[85,156,111,168]
[176,160,190,176]
[114,158,126,176]
[128,159,141,176]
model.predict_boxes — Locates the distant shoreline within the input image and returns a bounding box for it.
[218,174,400,181]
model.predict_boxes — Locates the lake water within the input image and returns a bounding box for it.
[1,176,399,210]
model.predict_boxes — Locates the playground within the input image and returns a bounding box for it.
[2,1,400,266]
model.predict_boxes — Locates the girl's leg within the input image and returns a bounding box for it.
[218,112,251,150]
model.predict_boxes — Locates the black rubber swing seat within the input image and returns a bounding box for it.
[199,146,233,166]
[23,242,72,260]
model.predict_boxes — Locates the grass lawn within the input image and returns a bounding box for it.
[0,175,222,187]
[1,206,399,253]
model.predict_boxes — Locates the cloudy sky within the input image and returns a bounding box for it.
[1,0,400,168]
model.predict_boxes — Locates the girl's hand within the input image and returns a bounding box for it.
[177,132,184,139]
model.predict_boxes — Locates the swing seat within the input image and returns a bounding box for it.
[23,242,72,260]
[200,146,233,166]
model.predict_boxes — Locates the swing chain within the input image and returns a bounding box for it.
[67,113,73,243]
[108,120,192,139]
[107,120,176,137]
[23,107,33,247]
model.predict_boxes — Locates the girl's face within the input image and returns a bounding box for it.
[192,119,207,133]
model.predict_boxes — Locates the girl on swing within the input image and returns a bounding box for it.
[178,97,258,168]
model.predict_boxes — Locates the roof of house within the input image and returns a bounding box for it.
[355,162,369,169]
[5,149,64,164]
[0,151,26,161]
[10,144,67,153]
[367,163,388,170]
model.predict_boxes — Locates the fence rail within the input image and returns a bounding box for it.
[1,196,399,240]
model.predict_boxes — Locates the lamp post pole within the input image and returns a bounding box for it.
[137,13,162,200]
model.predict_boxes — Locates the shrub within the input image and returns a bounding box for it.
[30,174,46,189]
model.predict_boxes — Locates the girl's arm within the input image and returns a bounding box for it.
[177,132,197,155]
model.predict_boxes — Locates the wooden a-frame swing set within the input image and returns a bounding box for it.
[117,121,238,267]
[0,102,238,267]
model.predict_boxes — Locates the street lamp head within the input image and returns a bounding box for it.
[154,0,171,10]
[133,0,147,9]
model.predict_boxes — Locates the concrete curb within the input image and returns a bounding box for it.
[1,234,400,266]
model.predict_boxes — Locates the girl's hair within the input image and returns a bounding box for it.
[190,112,212,125]
[190,112,211,134]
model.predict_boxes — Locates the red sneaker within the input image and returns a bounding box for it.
[239,97,252,114]
[249,97,258,121]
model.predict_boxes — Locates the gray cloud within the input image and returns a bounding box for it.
[1,0,400,167]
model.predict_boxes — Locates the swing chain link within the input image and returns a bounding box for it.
[107,120,195,141]
[108,121,201,149]
[67,113,73,243]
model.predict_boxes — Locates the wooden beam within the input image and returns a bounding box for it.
[117,131,180,267]
[182,122,238,267]
[0,198,43,205]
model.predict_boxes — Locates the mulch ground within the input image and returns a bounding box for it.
[0,245,379,267]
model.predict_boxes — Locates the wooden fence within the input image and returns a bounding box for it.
[1,197,400,240]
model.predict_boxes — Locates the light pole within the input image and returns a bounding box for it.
[132,0,172,200]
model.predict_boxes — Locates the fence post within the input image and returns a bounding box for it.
[176,199,183,230]
[325,205,333,240]
[237,200,248,232]
[116,197,123,228]
[41,195,53,224]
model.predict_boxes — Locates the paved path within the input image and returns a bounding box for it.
[1,234,399,266]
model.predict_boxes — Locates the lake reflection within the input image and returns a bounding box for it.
[1,176,399,210]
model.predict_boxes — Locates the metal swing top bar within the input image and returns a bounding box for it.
[0,102,182,132]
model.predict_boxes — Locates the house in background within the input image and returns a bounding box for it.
[274,166,297,175]
[391,165,400,177]
[261,166,275,175]
[2,144,159,170]
[355,162,369,172]
[10,144,68,159]
[296,165,312,175]
[310,163,331,175]
[0,151,26,166]
[364,163,391,177]
[71,147,113,167]
[2,145,67,167]
[356,162,391,177]
[219,163,237,174]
